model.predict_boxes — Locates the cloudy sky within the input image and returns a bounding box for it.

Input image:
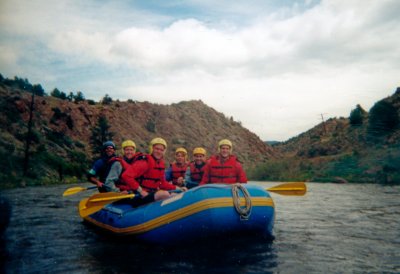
[0,0,399,141]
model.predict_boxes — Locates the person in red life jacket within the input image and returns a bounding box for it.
[200,139,247,185]
[165,147,189,187]
[120,137,187,206]
[184,147,207,189]
[87,141,117,192]
[103,140,139,192]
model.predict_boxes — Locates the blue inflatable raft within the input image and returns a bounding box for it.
[79,184,275,245]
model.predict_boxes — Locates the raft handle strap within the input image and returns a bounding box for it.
[231,183,252,221]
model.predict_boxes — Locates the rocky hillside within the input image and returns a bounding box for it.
[277,88,400,156]
[2,74,398,187]
[265,88,400,184]
[0,79,275,187]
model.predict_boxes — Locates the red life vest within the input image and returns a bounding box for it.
[170,162,189,185]
[137,155,166,192]
[108,156,131,171]
[188,161,206,182]
[109,153,146,191]
[207,155,241,184]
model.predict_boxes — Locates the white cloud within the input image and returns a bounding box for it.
[109,19,249,71]
[0,46,19,71]
[0,0,399,141]
[49,30,114,65]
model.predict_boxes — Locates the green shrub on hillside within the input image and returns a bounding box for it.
[36,149,87,180]
[46,130,73,148]
[250,159,310,182]
[367,100,399,137]
[145,119,156,133]
[321,154,368,183]
[349,104,367,126]
[74,91,85,103]
[50,88,67,100]
[0,96,22,124]
[101,94,113,105]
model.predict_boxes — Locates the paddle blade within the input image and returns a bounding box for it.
[79,198,105,218]
[267,182,307,196]
[63,185,98,196]
[79,192,137,218]
[63,187,87,196]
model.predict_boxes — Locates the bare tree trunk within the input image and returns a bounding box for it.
[23,91,35,176]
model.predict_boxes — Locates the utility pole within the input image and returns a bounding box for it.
[320,113,327,135]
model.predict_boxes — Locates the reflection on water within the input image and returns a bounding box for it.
[85,235,276,273]
[1,182,400,273]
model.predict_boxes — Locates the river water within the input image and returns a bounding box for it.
[1,182,399,273]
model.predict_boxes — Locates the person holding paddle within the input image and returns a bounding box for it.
[200,139,247,185]
[120,137,186,206]
[87,141,117,192]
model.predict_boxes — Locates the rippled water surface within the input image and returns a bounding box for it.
[1,182,400,273]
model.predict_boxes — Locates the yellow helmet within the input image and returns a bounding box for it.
[218,139,232,152]
[193,147,206,156]
[122,140,136,150]
[149,137,167,154]
[175,147,188,155]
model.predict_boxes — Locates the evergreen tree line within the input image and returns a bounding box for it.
[0,73,114,105]
[0,74,45,96]
[349,98,399,137]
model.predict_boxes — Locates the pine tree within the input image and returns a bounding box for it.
[51,88,67,100]
[349,104,367,126]
[367,100,399,136]
[74,91,85,103]
[101,94,113,105]
[90,115,114,157]
[50,88,61,98]
[32,84,45,96]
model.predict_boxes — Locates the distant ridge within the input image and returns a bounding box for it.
[265,141,280,146]
[270,87,400,184]
[0,76,276,187]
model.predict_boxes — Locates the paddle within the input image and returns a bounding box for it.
[266,182,306,196]
[82,188,183,206]
[87,192,136,203]
[79,192,137,218]
[62,186,98,196]
[79,188,185,217]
